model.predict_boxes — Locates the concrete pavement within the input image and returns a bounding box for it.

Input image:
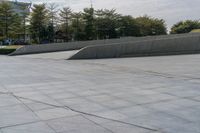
[0,54,200,133]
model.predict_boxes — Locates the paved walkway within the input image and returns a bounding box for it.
[0,54,200,133]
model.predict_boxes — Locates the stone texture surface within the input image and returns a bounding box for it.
[0,54,200,133]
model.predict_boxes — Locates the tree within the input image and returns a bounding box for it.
[19,3,31,43]
[30,4,49,44]
[82,8,96,40]
[119,15,140,37]
[59,7,72,42]
[47,3,59,42]
[71,12,85,41]
[95,9,121,39]
[135,16,167,36]
[170,20,200,34]
[0,1,22,41]
[9,14,23,39]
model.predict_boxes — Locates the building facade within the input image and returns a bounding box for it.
[0,0,32,44]
[0,0,31,16]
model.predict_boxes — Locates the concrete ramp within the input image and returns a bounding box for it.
[10,33,198,56]
[68,33,200,60]
[10,37,136,56]
[17,50,79,60]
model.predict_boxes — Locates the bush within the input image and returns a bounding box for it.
[171,20,200,34]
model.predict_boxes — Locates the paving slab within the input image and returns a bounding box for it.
[34,108,79,120]
[0,94,21,107]
[0,104,39,128]
[0,54,200,133]
[1,122,55,133]
[46,115,112,133]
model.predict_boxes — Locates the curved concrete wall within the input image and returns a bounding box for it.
[10,37,135,55]
[10,33,199,56]
[69,33,200,60]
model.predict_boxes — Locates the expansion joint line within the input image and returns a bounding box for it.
[0,91,159,132]
[81,114,115,133]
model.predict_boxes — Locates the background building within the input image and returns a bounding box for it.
[0,0,32,44]
[0,0,31,15]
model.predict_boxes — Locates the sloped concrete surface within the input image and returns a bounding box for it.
[10,33,200,56]
[69,33,200,59]
[0,54,200,133]
[16,50,79,60]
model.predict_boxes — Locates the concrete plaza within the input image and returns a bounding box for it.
[0,54,200,133]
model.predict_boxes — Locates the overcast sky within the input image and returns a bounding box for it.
[21,0,200,29]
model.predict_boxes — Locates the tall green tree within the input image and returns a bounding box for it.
[30,4,49,44]
[83,8,96,40]
[59,7,72,42]
[71,12,85,41]
[119,15,139,37]
[170,20,200,34]
[19,4,31,42]
[47,3,59,42]
[135,16,167,36]
[95,9,121,39]
[9,14,23,39]
[0,1,22,40]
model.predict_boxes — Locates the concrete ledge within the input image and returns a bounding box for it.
[10,33,199,56]
[68,33,200,60]
[9,37,135,56]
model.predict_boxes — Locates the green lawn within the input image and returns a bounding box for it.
[0,45,22,55]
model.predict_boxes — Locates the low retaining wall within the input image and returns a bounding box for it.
[68,33,200,60]
[10,37,135,55]
[10,33,198,56]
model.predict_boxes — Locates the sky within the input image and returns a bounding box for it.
[16,0,200,29]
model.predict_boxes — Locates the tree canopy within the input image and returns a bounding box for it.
[136,16,167,36]
[3,2,198,45]
[170,20,200,34]
[0,1,22,40]
[30,4,49,44]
